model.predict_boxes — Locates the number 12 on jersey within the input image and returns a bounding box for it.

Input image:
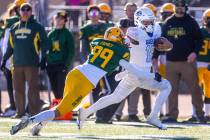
[90,45,114,68]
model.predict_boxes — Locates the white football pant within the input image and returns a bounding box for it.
[82,64,172,120]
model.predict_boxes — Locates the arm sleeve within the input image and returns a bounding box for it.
[119,59,154,80]
[126,27,139,42]
[65,31,75,67]
[152,24,164,59]
[192,20,203,55]
[155,23,162,38]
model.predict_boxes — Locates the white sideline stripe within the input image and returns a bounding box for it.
[114,121,210,128]
[0,132,193,139]
[1,119,210,128]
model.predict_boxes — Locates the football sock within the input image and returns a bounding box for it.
[29,110,55,124]
[149,80,171,118]
[204,104,210,117]
[192,105,197,117]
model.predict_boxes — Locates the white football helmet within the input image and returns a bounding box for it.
[134,7,155,33]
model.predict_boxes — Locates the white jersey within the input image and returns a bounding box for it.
[126,23,161,69]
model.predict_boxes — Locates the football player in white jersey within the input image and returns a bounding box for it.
[78,7,172,130]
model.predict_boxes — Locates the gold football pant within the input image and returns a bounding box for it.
[198,67,210,98]
[56,68,94,115]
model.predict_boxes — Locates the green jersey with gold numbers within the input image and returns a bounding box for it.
[88,38,130,73]
[197,27,210,62]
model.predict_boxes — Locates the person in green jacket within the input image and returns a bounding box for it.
[1,3,48,118]
[80,5,110,63]
[0,0,27,118]
[46,11,75,99]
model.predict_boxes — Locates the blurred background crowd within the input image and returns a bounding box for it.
[0,0,210,124]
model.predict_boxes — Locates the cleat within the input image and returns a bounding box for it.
[147,116,167,130]
[10,116,30,135]
[77,108,85,130]
[31,122,44,136]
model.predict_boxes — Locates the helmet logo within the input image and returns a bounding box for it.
[136,11,142,16]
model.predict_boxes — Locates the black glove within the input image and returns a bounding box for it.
[154,72,162,82]
[207,65,210,71]
[0,60,6,71]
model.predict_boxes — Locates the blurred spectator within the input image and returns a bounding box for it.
[1,3,48,118]
[115,3,151,122]
[80,5,109,63]
[0,20,4,38]
[65,0,90,27]
[0,0,27,117]
[159,3,175,24]
[118,18,130,33]
[196,9,210,121]
[0,20,3,114]
[142,3,157,17]
[65,0,80,27]
[98,3,114,27]
[161,0,206,123]
[46,11,75,99]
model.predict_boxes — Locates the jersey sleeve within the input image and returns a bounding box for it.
[90,39,100,48]
[154,23,162,38]
[121,45,130,61]
[126,27,139,41]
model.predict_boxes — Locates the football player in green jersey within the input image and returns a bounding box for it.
[80,4,116,124]
[9,27,131,135]
[197,9,210,120]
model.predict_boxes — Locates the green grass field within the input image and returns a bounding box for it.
[0,118,210,140]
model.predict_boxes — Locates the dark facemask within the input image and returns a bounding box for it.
[161,12,173,21]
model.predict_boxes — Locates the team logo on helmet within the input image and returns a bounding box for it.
[134,7,155,34]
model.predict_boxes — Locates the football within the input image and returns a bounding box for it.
[154,37,173,51]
